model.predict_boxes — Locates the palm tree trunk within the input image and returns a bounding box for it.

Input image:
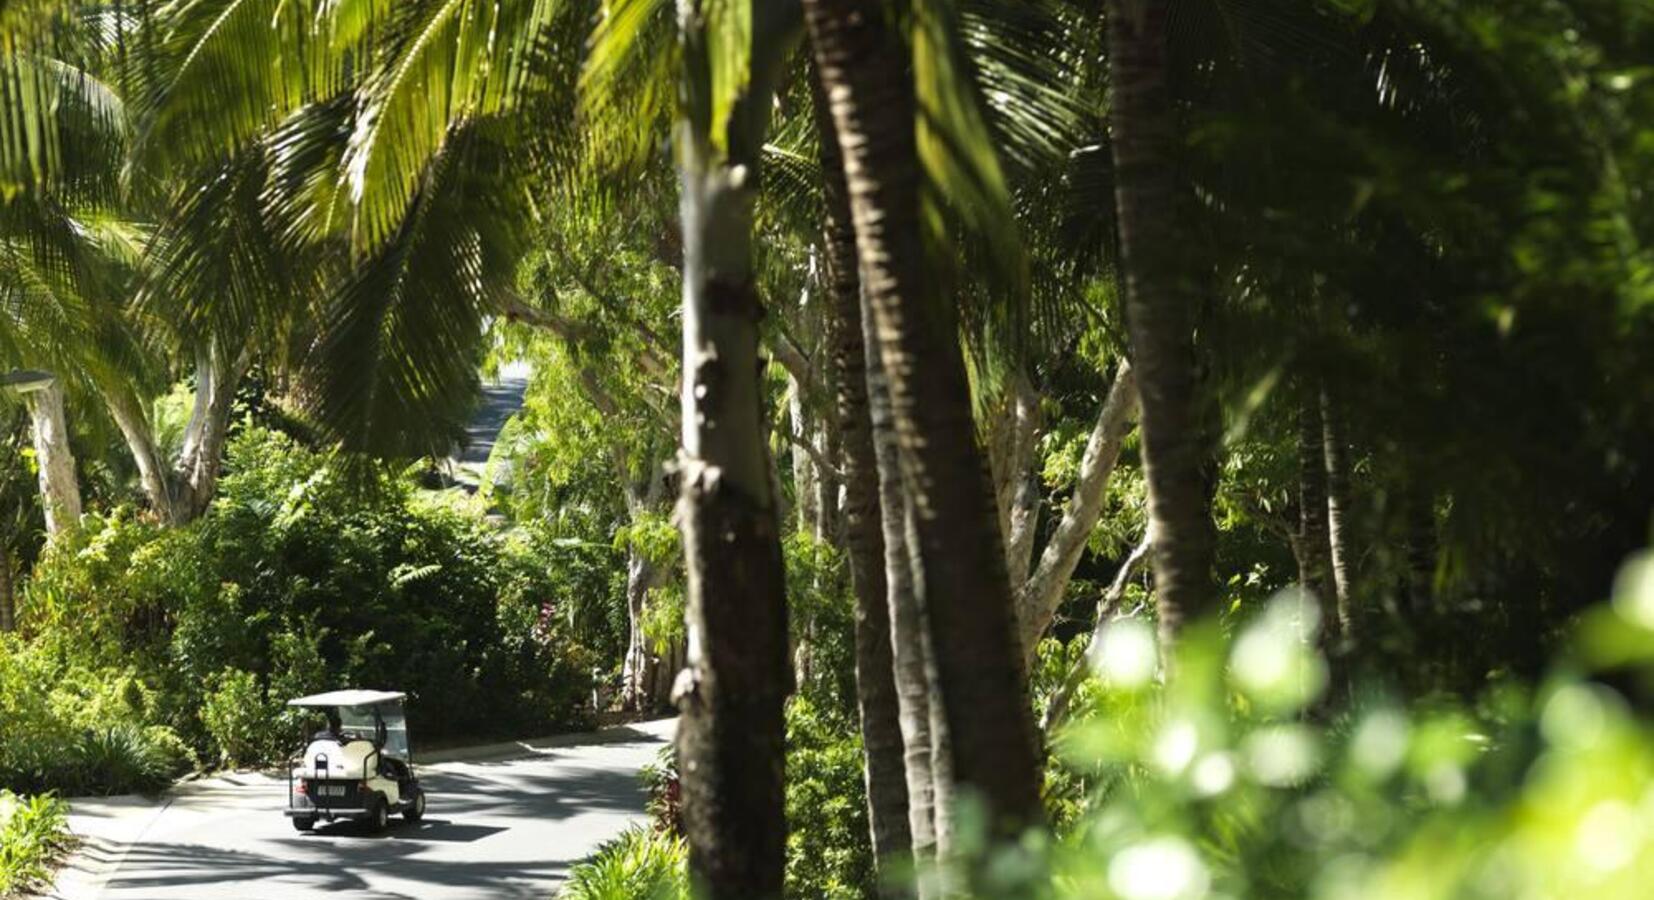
[866,295,942,885]
[1297,390,1336,641]
[1104,0,1217,648]
[803,0,1043,835]
[24,378,81,539]
[670,6,793,891]
[1321,387,1354,638]
[814,65,913,888]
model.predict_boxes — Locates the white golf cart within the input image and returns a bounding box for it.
[283,690,426,832]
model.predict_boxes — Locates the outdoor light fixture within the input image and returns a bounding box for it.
[0,369,55,394]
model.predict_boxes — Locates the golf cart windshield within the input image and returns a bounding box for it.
[339,705,379,743]
[381,703,410,759]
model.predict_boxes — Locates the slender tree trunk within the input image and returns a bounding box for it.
[176,341,247,521]
[1104,0,1217,649]
[788,374,822,532]
[1015,362,1138,657]
[671,4,793,891]
[621,548,666,710]
[989,372,1043,587]
[0,549,14,633]
[814,64,913,888]
[104,388,183,526]
[803,0,1044,836]
[24,379,81,539]
[1296,390,1337,643]
[1321,388,1354,639]
[867,301,941,886]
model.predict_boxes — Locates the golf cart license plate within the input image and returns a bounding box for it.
[318,784,346,796]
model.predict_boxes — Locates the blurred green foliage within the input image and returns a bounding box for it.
[957,549,1654,900]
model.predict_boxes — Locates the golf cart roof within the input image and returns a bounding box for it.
[286,690,406,708]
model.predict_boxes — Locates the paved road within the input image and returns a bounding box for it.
[51,720,673,900]
[450,361,531,490]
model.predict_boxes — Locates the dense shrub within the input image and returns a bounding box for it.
[0,790,71,896]
[784,697,874,900]
[5,426,609,792]
[561,826,687,900]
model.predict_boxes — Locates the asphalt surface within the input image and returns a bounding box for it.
[51,720,673,900]
[449,362,531,490]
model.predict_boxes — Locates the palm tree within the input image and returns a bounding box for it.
[802,0,1044,835]
[1102,0,1217,648]
[810,63,912,886]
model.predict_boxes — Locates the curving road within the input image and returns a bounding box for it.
[49,719,673,900]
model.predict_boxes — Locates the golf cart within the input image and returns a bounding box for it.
[283,690,426,832]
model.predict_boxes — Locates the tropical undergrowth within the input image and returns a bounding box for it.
[1,425,621,794]
[0,790,71,897]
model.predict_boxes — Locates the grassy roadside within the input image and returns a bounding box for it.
[0,791,73,898]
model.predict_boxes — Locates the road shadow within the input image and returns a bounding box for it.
[299,818,504,843]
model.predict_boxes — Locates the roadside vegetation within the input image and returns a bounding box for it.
[0,791,71,897]
[1,2,1652,900]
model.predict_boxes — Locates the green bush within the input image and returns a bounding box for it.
[784,696,874,900]
[561,826,687,900]
[0,790,71,896]
[201,669,283,768]
[6,425,607,791]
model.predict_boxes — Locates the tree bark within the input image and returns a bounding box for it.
[1104,0,1217,649]
[1296,390,1336,642]
[103,387,184,525]
[989,372,1043,587]
[1015,361,1138,657]
[24,378,82,539]
[0,549,14,633]
[814,63,913,888]
[670,3,793,892]
[1321,387,1354,639]
[866,298,942,886]
[804,0,1044,837]
[621,547,668,710]
[176,341,247,521]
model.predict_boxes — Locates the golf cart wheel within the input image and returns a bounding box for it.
[404,790,426,823]
[292,817,315,833]
[369,797,389,832]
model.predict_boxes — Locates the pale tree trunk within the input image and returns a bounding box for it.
[788,374,822,532]
[1105,0,1217,649]
[1015,362,1138,657]
[99,341,247,528]
[671,3,793,892]
[620,547,667,710]
[25,379,82,539]
[987,372,1042,587]
[175,341,248,521]
[104,388,183,526]
[1296,391,1336,644]
[814,64,913,888]
[1321,388,1354,639]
